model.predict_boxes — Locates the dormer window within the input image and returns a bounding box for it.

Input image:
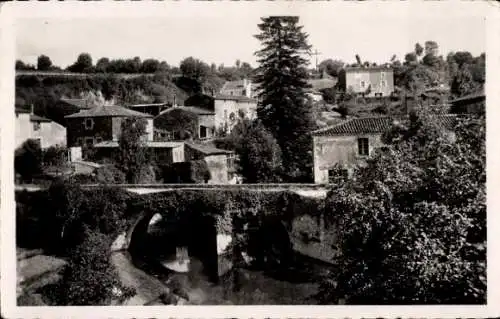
[84,118,94,130]
[33,122,40,131]
[358,137,369,156]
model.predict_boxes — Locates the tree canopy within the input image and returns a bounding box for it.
[254,16,316,182]
[319,109,485,304]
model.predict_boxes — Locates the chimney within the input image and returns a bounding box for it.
[173,95,177,108]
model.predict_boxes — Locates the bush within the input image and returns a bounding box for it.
[15,139,43,183]
[59,227,132,305]
[318,111,486,304]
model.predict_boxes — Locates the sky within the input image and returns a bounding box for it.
[13,2,487,69]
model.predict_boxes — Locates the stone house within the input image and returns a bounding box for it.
[449,92,485,115]
[15,107,67,149]
[185,143,235,184]
[220,78,258,99]
[154,106,215,141]
[64,104,154,149]
[311,115,457,184]
[93,140,185,166]
[184,94,258,134]
[338,66,394,98]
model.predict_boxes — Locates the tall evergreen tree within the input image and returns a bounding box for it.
[254,16,315,181]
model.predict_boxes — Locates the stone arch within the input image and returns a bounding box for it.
[119,208,220,283]
[245,216,293,269]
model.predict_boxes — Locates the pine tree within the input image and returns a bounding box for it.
[254,16,315,182]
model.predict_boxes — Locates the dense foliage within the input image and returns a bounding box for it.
[15,139,43,183]
[319,110,486,304]
[254,16,316,182]
[116,118,151,183]
[59,227,126,305]
[218,117,283,183]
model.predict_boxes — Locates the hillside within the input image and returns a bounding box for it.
[15,72,190,124]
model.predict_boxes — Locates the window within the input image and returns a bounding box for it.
[224,110,228,120]
[227,154,236,169]
[360,81,366,88]
[358,137,369,156]
[96,137,103,144]
[76,137,83,146]
[33,122,40,131]
[199,126,208,139]
[84,118,94,130]
[380,72,386,79]
[381,80,387,87]
[85,137,94,146]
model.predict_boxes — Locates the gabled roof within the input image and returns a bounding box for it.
[30,114,52,122]
[312,115,458,136]
[94,140,183,148]
[214,94,257,103]
[157,106,215,116]
[128,102,170,109]
[221,79,248,91]
[186,142,234,156]
[59,98,93,109]
[307,78,337,91]
[65,105,153,119]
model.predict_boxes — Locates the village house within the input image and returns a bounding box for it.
[220,78,259,99]
[183,93,258,134]
[92,140,185,165]
[154,106,216,141]
[311,115,457,184]
[64,104,154,149]
[338,66,394,98]
[449,91,485,115]
[15,106,67,149]
[184,143,236,184]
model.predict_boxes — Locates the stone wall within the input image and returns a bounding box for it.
[313,133,384,183]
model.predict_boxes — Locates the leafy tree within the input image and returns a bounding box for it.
[15,60,36,70]
[318,59,344,77]
[179,56,210,93]
[68,53,93,73]
[425,40,439,56]
[116,117,150,183]
[60,227,128,305]
[415,43,424,57]
[254,16,315,182]
[95,57,110,73]
[37,55,53,71]
[15,139,43,183]
[404,53,417,65]
[451,64,477,98]
[141,58,161,73]
[319,110,485,304]
[226,118,283,183]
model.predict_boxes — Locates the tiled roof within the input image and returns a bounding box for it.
[128,103,169,109]
[157,106,214,116]
[221,80,248,91]
[186,142,234,156]
[30,114,52,122]
[214,94,257,103]
[15,108,31,114]
[450,92,485,104]
[65,105,153,119]
[312,115,458,136]
[345,66,393,72]
[307,78,337,91]
[94,141,183,148]
[60,98,93,109]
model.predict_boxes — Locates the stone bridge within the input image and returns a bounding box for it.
[17,183,336,282]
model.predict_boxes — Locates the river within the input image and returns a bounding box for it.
[128,246,333,305]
